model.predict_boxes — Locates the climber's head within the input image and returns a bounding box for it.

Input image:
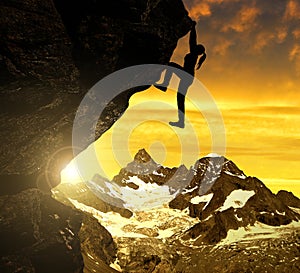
[194,44,205,55]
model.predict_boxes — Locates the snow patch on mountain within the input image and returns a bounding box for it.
[182,186,198,194]
[68,198,199,239]
[152,170,164,177]
[121,176,179,211]
[276,210,286,216]
[217,189,255,212]
[224,170,247,179]
[218,221,300,246]
[289,206,300,215]
[235,214,243,221]
[190,193,214,210]
[89,175,178,211]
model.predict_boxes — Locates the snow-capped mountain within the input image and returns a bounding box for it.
[52,149,300,273]
[85,149,190,211]
[169,155,300,244]
[112,148,189,190]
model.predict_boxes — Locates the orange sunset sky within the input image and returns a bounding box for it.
[63,0,300,197]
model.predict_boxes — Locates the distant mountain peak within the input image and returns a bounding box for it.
[133,148,153,163]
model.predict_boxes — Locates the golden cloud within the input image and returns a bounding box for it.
[284,0,300,20]
[289,44,300,75]
[276,27,288,43]
[289,45,300,60]
[292,28,300,39]
[189,2,212,20]
[222,6,261,33]
[253,27,287,52]
[254,31,275,52]
[187,0,242,20]
[212,39,233,55]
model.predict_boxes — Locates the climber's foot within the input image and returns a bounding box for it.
[169,121,185,128]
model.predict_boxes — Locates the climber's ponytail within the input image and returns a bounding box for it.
[196,52,206,70]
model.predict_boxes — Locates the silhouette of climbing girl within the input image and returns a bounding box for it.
[155,21,206,128]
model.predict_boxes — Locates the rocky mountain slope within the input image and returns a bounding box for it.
[0,188,116,273]
[53,149,300,272]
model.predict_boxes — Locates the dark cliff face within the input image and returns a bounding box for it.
[0,189,117,273]
[0,0,192,192]
[0,189,85,273]
[53,0,192,85]
[0,1,191,272]
[1,0,191,87]
[0,0,79,88]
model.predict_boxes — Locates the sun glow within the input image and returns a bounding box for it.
[60,162,83,184]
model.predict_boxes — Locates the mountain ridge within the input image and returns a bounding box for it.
[54,148,300,245]
[52,148,300,272]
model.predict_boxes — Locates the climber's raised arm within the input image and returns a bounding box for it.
[189,21,197,52]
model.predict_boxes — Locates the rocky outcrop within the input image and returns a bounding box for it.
[0,0,79,88]
[277,190,300,208]
[0,0,191,87]
[0,2,191,271]
[0,0,191,273]
[0,0,192,193]
[0,189,83,273]
[116,237,179,273]
[170,157,300,244]
[0,188,116,273]
[79,214,116,267]
[52,180,133,218]
[54,0,192,85]
[174,231,300,273]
